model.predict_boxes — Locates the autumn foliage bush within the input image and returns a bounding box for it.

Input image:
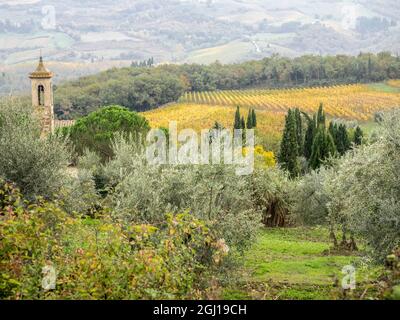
[0,180,224,300]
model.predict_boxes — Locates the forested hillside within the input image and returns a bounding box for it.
[54,52,400,119]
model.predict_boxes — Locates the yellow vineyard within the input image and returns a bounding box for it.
[143,104,282,163]
[143,82,400,149]
[179,83,400,121]
[144,103,285,140]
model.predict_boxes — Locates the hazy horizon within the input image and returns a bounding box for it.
[1,0,399,93]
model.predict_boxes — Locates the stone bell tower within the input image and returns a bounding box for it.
[29,56,54,135]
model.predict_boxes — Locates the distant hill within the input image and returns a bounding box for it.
[0,60,131,95]
[1,0,400,93]
[50,53,400,119]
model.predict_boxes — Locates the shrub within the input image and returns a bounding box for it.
[0,180,23,212]
[89,135,263,252]
[251,145,276,168]
[56,169,101,216]
[251,168,292,227]
[0,181,222,300]
[291,168,331,226]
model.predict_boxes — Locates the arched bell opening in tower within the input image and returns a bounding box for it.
[38,84,45,106]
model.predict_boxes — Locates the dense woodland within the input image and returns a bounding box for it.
[54,52,400,119]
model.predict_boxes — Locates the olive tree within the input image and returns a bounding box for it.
[326,110,400,260]
[81,135,263,251]
[0,99,70,199]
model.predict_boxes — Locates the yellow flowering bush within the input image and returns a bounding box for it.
[243,145,276,168]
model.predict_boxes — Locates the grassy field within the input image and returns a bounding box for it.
[222,228,381,300]
[367,83,400,93]
[184,40,255,64]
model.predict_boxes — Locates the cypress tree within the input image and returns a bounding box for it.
[328,122,336,141]
[317,103,326,128]
[241,116,246,142]
[251,109,257,128]
[326,131,337,157]
[279,109,292,165]
[234,106,241,129]
[334,123,339,141]
[341,124,351,153]
[310,128,336,170]
[309,128,324,170]
[209,121,224,144]
[246,109,253,129]
[336,124,350,155]
[304,114,316,160]
[279,109,300,178]
[294,108,303,155]
[335,126,344,155]
[354,126,363,146]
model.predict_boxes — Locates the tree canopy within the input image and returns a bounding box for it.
[61,105,150,161]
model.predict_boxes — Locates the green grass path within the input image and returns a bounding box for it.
[223,227,379,300]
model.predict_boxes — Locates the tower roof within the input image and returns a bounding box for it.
[29,56,53,79]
